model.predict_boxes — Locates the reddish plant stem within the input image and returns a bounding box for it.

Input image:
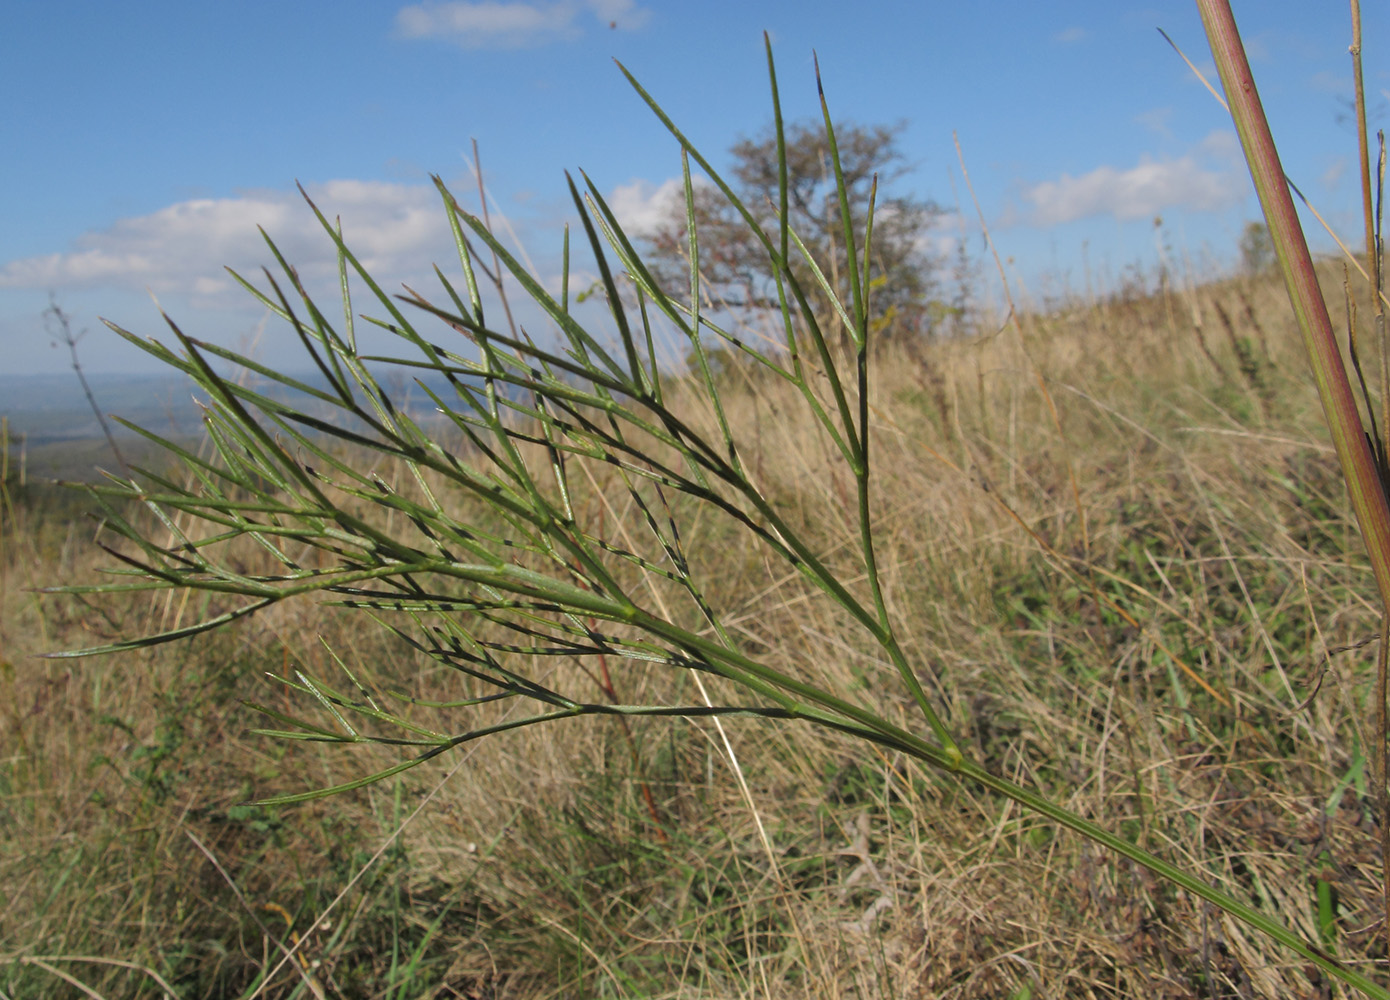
[1196,0,1390,609]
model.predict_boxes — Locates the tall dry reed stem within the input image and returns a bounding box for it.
[1199,0,1390,990]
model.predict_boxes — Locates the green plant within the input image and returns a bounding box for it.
[53,18,1390,1000]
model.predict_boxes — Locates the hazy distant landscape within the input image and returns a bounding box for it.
[2,372,202,443]
[1,369,483,481]
[0,372,202,482]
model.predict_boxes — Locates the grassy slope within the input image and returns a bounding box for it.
[3,261,1387,998]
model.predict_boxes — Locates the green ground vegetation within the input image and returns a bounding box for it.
[4,256,1388,998]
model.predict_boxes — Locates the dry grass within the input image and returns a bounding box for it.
[4,259,1388,998]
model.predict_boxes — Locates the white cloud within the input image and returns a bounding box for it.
[605,177,686,236]
[0,181,454,307]
[1196,129,1242,162]
[1053,26,1086,44]
[394,0,649,50]
[1320,156,1348,191]
[1019,131,1248,226]
[908,210,969,261]
[1134,106,1174,139]
[586,0,647,24]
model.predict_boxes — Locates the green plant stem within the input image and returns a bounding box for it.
[953,755,1385,997]
[1196,0,1390,615]
[1351,0,1381,307]
[643,609,1383,997]
[1353,0,1390,967]
[1197,4,1390,993]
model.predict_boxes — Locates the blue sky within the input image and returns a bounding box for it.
[2,1,1386,375]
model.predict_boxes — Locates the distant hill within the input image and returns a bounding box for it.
[0,367,524,482]
[1,372,206,447]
